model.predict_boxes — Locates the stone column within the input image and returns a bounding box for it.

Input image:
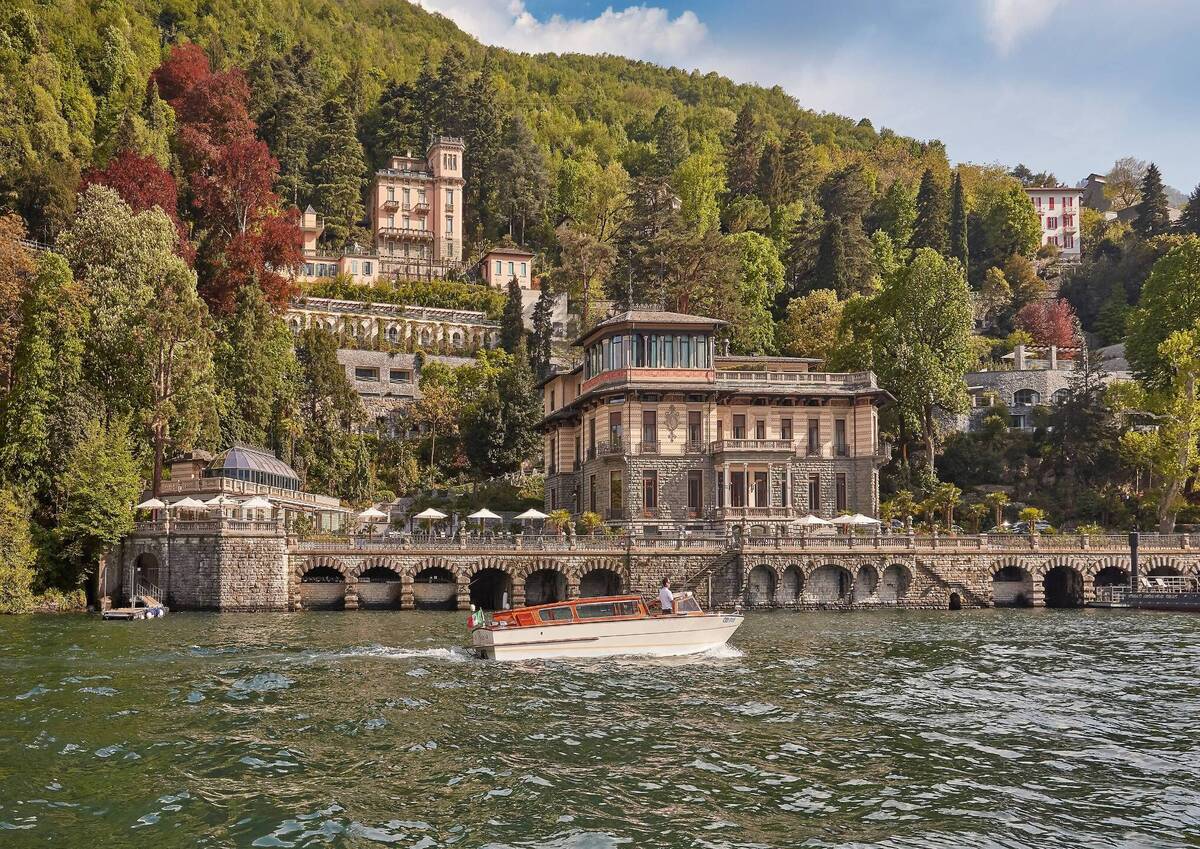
[742,462,749,508]
[723,461,730,508]
[398,574,414,610]
[454,573,469,610]
[344,578,359,611]
[510,578,526,608]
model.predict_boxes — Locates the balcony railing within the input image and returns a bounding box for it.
[710,439,794,453]
[714,370,876,388]
[381,198,400,212]
[594,439,624,457]
[377,226,434,240]
[412,200,430,213]
[685,440,708,454]
[638,440,659,455]
[712,506,797,520]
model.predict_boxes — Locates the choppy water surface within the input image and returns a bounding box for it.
[2,610,1199,848]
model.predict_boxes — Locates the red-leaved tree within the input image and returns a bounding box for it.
[151,43,299,313]
[80,150,194,263]
[1015,298,1080,352]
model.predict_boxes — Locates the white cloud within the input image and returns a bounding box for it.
[981,0,1064,53]
[414,1,707,63]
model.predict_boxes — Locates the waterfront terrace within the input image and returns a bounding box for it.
[539,309,893,537]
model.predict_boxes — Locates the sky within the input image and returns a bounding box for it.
[414,0,1200,191]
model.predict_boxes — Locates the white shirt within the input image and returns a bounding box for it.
[659,586,674,613]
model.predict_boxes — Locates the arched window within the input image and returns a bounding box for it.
[1051,388,1070,404]
[1013,389,1040,406]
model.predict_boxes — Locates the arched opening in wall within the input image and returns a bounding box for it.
[748,525,769,537]
[300,565,346,611]
[948,592,962,611]
[852,565,878,602]
[778,565,804,604]
[1147,565,1182,577]
[470,568,513,611]
[745,565,776,606]
[412,566,458,610]
[357,566,402,610]
[1043,565,1084,608]
[133,552,161,595]
[879,565,910,602]
[579,568,622,598]
[1094,566,1129,587]
[809,565,852,603]
[525,568,567,606]
[992,565,1034,607]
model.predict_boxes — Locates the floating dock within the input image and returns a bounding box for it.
[102,593,168,621]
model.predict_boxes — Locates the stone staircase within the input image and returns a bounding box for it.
[683,550,741,610]
[914,562,991,608]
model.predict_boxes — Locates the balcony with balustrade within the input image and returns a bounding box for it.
[709,438,796,457]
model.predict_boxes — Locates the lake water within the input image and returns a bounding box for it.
[1,609,1198,848]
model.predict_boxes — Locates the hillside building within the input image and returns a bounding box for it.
[1025,186,1084,259]
[298,136,465,283]
[538,309,892,536]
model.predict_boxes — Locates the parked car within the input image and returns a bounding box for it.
[1010,520,1054,534]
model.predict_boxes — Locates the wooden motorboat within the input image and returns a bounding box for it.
[468,592,743,661]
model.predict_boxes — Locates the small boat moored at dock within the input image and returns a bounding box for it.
[469,592,743,661]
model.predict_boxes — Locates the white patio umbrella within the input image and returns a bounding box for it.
[796,514,832,526]
[846,513,881,525]
[358,506,388,520]
[136,497,166,510]
[171,496,206,510]
[413,506,448,535]
[468,507,501,521]
[241,496,273,509]
[514,508,548,520]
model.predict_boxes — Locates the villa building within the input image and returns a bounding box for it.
[480,245,536,290]
[538,309,892,536]
[1025,186,1084,259]
[298,136,466,283]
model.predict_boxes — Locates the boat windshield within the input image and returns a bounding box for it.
[539,606,574,623]
[675,595,702,613]
[576,600,639,619]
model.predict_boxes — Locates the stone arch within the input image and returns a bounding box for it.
[852,564,879,602]
[299,560,346,611]
[300,557,347,581]
[411,562,459,610]
[356,560,403,610]
[579,567,623,598]
[808,564,852,603]
[879,564,911,602]
[948,592,962,611]
[350,556,402,581]
[469,567,514,611]
[992,564,1034,607]
[132,551,161,592]
[525,566,568,605]
[745,564,776,606]
[1093,565,1129,588]
[1042,563,1084,608]
[777,564,804,604]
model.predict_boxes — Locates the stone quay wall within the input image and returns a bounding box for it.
[111,521,1200,613]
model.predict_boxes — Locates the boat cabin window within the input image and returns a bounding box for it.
[577,600,639,619]
[675,596,702,613]
[539,606,575,623]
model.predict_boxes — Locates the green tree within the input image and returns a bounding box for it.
[779,125,819,205]
[0,487,36,612]
[214,284,300,450]
[911,169,948,255]
[872,179,916,248]
[500,276,525,353]
[0,253,87,498]
[1132,162,1170,238]
[776,289,842,361]
[1126,237,1200,390]
[755,138,785,208]
[252,44,321,206]
[984,492,1010,529]
[726,101,762,197]
[54,416,141,594]
[978,266,1012,325]
[931,482,962,531]
[976,180,1041,267]
[726,231,784,354]
[651,104,688,178]
[673,145,725,234]
[530,285,554,378]
[949,171,968,267]
[463,52,505,236]
[1179,184,1200,236]
[311,93,366,247]
[813,217,849,296]
[555,151,629,243]
[494,115,549,245]
[1121,328,1200,533]
[553,223,616,328]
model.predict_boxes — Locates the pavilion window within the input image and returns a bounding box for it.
[602,338,611,371]
[733,414,746,440]
[680,335,691,367]
[634,334,646,367]
[664,336,675,367]
[648,335,659,367]
[613,334,624,369]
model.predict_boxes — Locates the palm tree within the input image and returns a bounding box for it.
[547,509,572,534]
[580,511,604,535]
[883,490,917,528]
[984,491,1010,530]
[964,502,988,534]
[932,482,962,531]
[1019,506,1048,533]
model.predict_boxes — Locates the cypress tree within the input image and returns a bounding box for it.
[311,93,366,248]
[912,168,949,255]
[500,276,525,353]
[530,285,554,377]
[726,102,763,197]
[779,126,818,204]
[464,53,504,238]
[755,139,785,209]
[1180,184,1200,236]
[1133,162,1170,237]
[949,171,969,267]
[651,104,688,178]
[813,217,849,297]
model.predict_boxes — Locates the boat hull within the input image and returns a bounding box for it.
[471,613,744,661]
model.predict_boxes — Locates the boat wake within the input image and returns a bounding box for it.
[309,644,474,663]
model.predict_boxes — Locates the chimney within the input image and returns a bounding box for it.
[1049,345,1058,370]
[1014,344,1026,370]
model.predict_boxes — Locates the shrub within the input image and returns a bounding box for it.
[0,488,37,614]
[304,276,506,319]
